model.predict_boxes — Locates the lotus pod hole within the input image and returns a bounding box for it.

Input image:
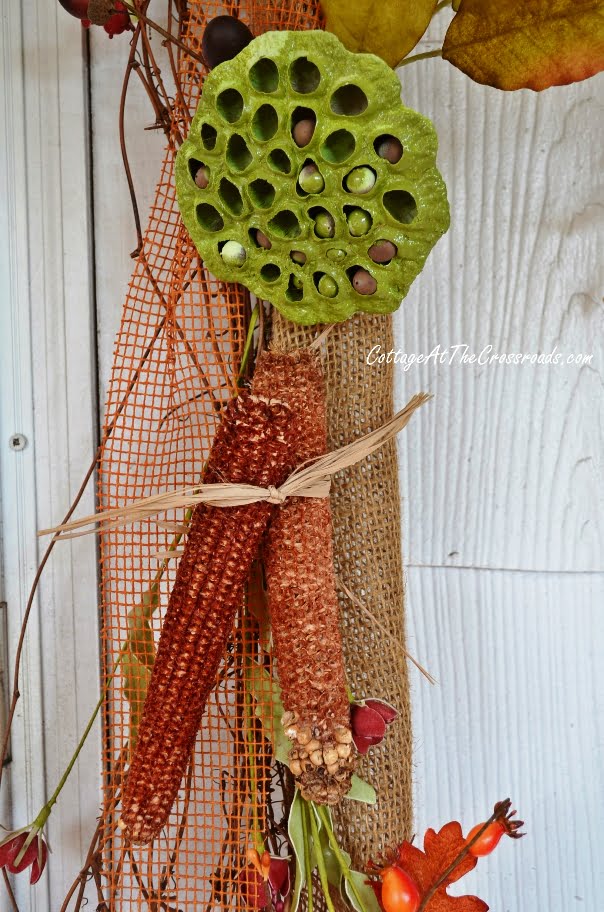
[219,177,244,215]
[196,203,224,232]
[268,148,291,173]
[298,163,324,195]
[383,190,417,224]
[321,129,355,164]
[369,239,398,263]
[216,88,244,123]
[289,56,321,94]
[315,273,338,298]
[261,263,281,282]
[220,240,246,266]
[189,159,210,188]
[252,104,279,141]
[226,134,252,172]
[374,133,404,164]
[249,57,279,93]
[330,84,368,116]
[345,206,372,237]
[350,266,377,295]
[176,29,449,324]
[345,166,376,195]
[286,275,304,302]
[200,122,218,150]
[269,209,301,238]
[248,178,276,209]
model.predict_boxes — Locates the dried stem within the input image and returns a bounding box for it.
[120,0,205,65]
[2,869,19,912]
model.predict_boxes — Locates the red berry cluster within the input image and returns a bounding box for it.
[58,0,133,37]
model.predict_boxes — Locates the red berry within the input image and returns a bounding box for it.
[467,821,505,857]
[380,866,420,912]
[104,2,132,37]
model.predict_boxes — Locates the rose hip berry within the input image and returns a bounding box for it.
[380,866,420,912]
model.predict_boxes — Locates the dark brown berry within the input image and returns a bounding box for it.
[194,165,210,189]
[202,16,254,70]
[256,229,272,250]
[293,118,316,148]
[352,269,377,295]
[376,135,403,164]
[368,240,397,263]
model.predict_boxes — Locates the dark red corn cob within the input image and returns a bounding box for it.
[119,390,298,843]
[253,350,357,805]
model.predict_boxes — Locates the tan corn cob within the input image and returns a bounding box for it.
[253,350,357,805]
[119,390,299,843]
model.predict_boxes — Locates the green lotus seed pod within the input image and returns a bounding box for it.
[194,165,210,189]
[221,240,246,266]
[314,212,335,238]
[318,275,338,298]
[345,166,376,195]
[347,207,372,237]
[176,29,450,325]
[298,164,325,195]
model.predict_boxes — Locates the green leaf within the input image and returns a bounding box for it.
[245,661,290,765]
[122,651,152,751]
[345,775,377,805]
[343,870,382,912]
[443,0,604,90]
[288,792,306,912]
[321,0,437,67]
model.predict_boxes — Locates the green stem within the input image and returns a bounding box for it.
[301,801,313,912]
[243,620,264,855]
[396,48,443,68]
[46,658,122,812]
[237,305,259,387]
[309,804,336,912]
[315,805,367,912]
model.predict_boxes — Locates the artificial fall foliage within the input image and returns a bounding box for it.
[443,0,604,91]
[320,0,436,67]
[371,800,524,912]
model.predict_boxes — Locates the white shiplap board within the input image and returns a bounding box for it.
[406,566,604,910]
[395,62,604,573]
[88,16,604,912]
[0,2,100,909]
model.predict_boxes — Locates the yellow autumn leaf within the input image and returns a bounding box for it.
[321,0,437,67]
[443,0,604,90]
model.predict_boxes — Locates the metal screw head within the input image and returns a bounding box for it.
[8,434,27,452]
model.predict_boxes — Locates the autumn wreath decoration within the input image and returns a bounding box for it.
[1,1,602,910]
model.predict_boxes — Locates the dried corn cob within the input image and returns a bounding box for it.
[253,350,357,805]
[119,390,299,843]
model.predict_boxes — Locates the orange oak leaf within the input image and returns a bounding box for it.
[442,0,604,91]
[397,822,488,912]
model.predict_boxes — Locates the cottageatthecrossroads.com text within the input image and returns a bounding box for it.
[366,344,594,370]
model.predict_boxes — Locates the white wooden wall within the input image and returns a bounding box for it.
[1,4,602,909]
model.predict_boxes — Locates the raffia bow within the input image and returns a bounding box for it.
[40,392,430,541]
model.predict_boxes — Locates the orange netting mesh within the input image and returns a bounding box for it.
[97,1,411,908]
